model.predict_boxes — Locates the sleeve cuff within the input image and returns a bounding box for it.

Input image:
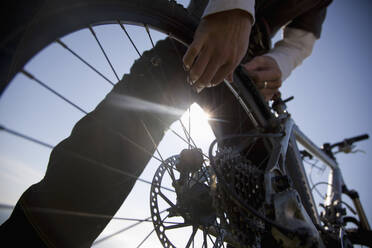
[264,27,317,81]
[202,0,255,23]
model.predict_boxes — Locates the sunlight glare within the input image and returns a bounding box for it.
[180,103,214,141]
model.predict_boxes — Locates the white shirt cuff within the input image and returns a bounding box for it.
[264,27,317,82]
[202,0,255,23]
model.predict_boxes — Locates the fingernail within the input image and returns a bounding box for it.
[190,74,199,84]
[193,85,204,93]
[183,64,190,71]
[190,79,197,86]
[187,75,197,86]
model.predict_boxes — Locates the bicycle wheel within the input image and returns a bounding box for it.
[0,0,322,247]
[0,0,228,247]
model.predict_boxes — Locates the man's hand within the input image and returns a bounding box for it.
[243,56,282,101]
[183,9,252,90]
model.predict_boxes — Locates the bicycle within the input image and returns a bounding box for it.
[0,0,371,247]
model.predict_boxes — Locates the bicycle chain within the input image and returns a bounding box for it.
[211,148,266,248]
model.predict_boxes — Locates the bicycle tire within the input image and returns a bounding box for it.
[0,0,322,247]
[0,0,198,94]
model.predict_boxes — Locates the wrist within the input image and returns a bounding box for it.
[203,9,253,27]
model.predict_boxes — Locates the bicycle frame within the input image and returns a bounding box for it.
[227,65,371,245]
[294,127,371,231]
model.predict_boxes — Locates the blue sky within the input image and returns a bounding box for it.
[0,0,371,247]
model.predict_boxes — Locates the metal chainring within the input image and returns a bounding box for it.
[211,147,267,248]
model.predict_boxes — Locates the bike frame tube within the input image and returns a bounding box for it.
[293,126,343,208]
[276,118,322,225]
[280,117,294,173]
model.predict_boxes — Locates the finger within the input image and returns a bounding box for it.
[189,47,212,83]
[247,69,281,84]
[260,88,278,101]
[183,38,204,71]
[194,58,221,88]
[246,70,262,83]
[243,58,261,71]
[272,91,282,100]
[243,56,270,71]
[210,63,235,85]
[243,56,266,71]
[256,80,282,90]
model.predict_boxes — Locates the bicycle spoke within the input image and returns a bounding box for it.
[21,70,87,114]
[179,113,195,147]
[0,203,14,210]
[118,21,142,57]
[1,124,173,194]
[212,221,226,247]
[0,203,177,226]
[1,124,170,195]
[136,228,155,248]
[62,149,174,192]
[164,162,177,184]
[29,206,156,223]
[152,114,196,149]
[169,36,184,65]
[222,241,226,248]
[88,26,120,81]
[141,119,164,162]
[144,24,155,48]
[113,129,163,164]
[168,162,210,189]
[257,153,270,169]
[145,27,194,137]
[188,107,191,149]
[93,214,153,245]
[186,225,198,248]
[203,229,208,248]
[56,39,115,86]
[164,223,190,230]
[168,37,197,138]
[207,234,216,247]
[0,125,54,149]
[170,124,196,148]
[92,210,175,245]
[178,118,209,159]
[158,191,177,209]
[242,138,258,155]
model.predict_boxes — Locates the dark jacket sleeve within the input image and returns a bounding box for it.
[257,0,333,39]
[286,4,329,39]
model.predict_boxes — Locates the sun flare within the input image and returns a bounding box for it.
[180,103,214,142]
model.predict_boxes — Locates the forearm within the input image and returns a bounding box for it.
[264,27,317,81]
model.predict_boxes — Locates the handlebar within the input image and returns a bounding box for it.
[330,134,369,149]
[322,134,369,159]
